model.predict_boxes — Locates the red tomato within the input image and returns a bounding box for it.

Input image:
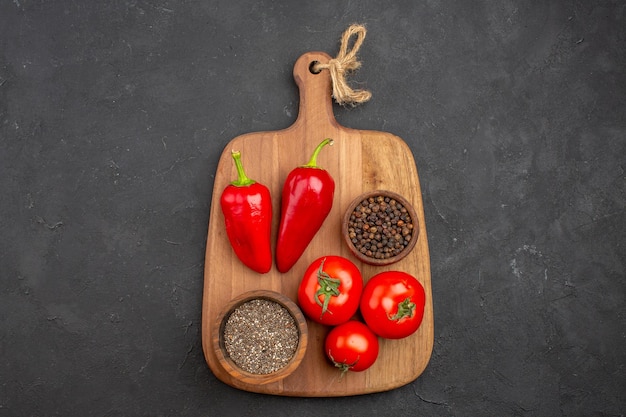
[360,271,425,339]
[297,256,363,326]
[324,321,379,374]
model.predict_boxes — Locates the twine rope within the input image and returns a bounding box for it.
[313,24,372,106]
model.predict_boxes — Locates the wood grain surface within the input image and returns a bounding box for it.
[202,51,434,396]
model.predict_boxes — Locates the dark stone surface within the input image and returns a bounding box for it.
[1,1,624,416]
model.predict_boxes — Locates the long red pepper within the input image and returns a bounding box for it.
[220,150,272,273]
[276,138,335,273]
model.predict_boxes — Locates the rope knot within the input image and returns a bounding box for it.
[314,24,371,106]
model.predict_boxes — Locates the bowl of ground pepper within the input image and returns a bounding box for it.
[212,290,308,385]
[342,190,419,266]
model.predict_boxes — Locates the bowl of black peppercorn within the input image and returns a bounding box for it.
[342,190,419,266]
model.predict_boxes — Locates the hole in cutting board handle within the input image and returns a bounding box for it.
[309,60,322,74]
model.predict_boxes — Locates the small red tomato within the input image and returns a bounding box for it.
[297,256,363,326]
[324,321,379,374]
[360,271,426,339]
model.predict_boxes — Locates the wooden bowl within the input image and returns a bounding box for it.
[342,190,419,266]
[212,290,308,385]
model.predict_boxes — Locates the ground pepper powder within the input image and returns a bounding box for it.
[223,299,299,375]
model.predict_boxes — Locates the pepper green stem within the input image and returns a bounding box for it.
[388,297,416,321]
[230,150,256,187]
[303,138,334,168]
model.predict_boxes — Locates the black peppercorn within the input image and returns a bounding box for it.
[346,193,415,261]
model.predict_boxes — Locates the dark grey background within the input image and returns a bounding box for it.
[1,1,624,416]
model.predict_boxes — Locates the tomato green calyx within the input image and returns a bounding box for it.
[315,258,341,317]
[388,297,416,321]
[328,350,359,377]
[230,150,256,187]
[303,138,334,169]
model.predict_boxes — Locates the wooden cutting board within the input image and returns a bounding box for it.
[201,51,433,396]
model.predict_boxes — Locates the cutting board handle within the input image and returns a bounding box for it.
[292,52,340,131]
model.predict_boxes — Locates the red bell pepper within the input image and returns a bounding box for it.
[276,138,335,273]
[220,150,272,273]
